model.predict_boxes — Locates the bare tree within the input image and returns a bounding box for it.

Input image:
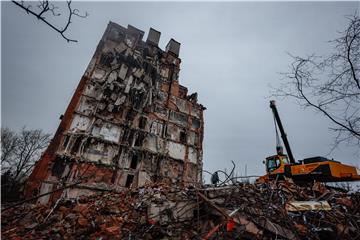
[1,128,18,169]
[272,14,360,149]
[1,127,50,201]
[1,127,51,182]
[12,0,88,42]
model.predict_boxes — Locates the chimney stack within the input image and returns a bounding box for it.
[166,38,180,57]
[146,28,161,46]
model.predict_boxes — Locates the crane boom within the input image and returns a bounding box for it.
[269,100,296,164]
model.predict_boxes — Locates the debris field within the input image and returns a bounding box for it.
[2,181,359,240]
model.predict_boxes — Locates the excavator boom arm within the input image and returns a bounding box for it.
[270,100,296,164]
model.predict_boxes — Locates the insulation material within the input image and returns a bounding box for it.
[169,111,188,127]
[175,97,189,114]
[83,83,101,99]
[188,131,197,146]
[188,147,198,164]
[172,201,197,221]
[166,123,180,141]
[69,114,91,132]
[137,171,151,186]
[143,135,158,153]
[64,188,95,199]
[83,142,118,165]
[143,135,165,153]
[77,96,96,115]
[92,123,122,143]
[38,183,53,204]
[167,141,186,161]
[92,68,106,82]
[124,75,133,93]
[61,164,71,179]
[286,201,332,211]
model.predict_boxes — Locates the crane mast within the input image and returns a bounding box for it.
[269,100,296,164]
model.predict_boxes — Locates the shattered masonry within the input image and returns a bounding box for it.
[4,182,360,239]
[25,22,206,203]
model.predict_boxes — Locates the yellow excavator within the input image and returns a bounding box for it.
[256,100,360,184]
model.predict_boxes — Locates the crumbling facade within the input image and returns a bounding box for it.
[25,22,205,203]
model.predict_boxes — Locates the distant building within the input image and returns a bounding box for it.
[25,22,206,203]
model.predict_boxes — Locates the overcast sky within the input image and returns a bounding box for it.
[2,1,359,180]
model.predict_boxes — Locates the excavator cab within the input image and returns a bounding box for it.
[265,154,289,173]
[264,146,290,175]
[256,154,290,183]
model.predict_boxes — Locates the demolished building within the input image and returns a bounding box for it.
[4,21,360,240]
[25,22,206,203]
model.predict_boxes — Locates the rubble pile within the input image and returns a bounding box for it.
[2,182,359,240]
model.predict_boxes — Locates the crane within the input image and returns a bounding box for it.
[256,100,360,184]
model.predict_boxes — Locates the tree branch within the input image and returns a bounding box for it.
[12,0,88,43]
[293,59,360,138]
